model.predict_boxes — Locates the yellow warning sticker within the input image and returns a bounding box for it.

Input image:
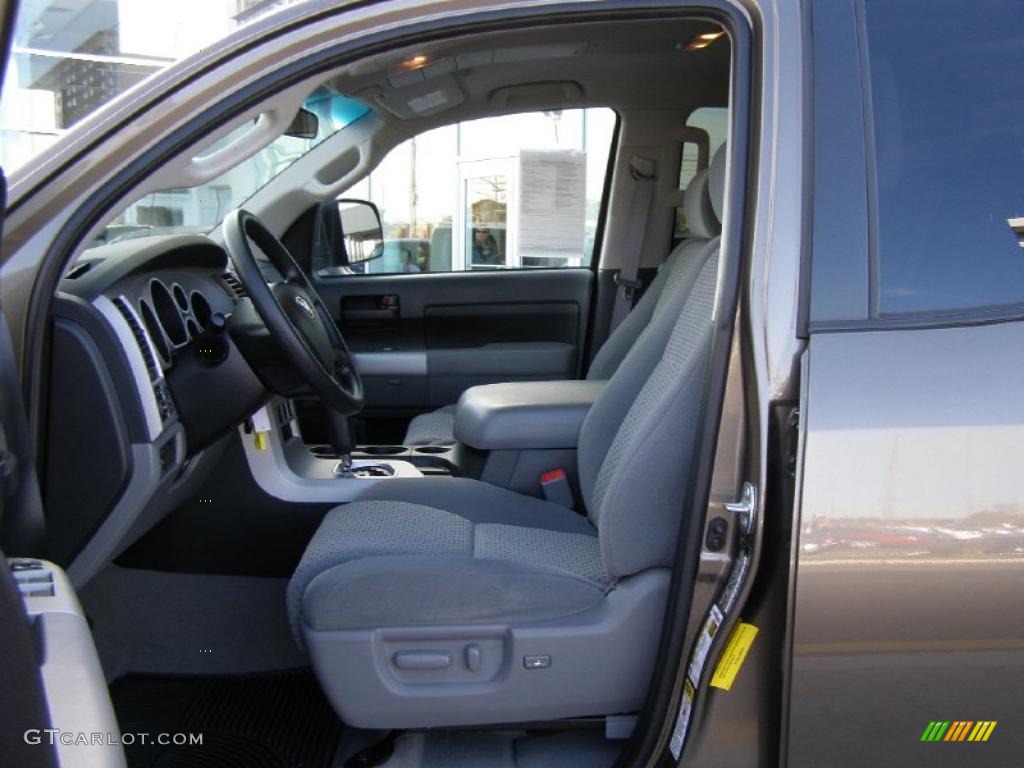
[709,622,759,691]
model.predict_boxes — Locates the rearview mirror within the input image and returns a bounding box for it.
[337,199,384,265]
[284,107,319,140]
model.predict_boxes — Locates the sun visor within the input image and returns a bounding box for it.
[374,74,465,119]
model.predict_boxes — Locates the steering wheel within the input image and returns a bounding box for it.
[222,209,364,415]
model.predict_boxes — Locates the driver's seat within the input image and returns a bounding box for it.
[290,148,726,729]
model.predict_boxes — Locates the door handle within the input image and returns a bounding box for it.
[340,295,400,328]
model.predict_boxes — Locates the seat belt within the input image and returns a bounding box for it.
[610,154,658,331]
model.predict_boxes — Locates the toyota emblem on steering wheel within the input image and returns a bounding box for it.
[294,295,316,320]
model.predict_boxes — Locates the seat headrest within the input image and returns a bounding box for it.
[708,143,727,224]
[682,169,720,238]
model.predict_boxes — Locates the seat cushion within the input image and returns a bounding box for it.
[288,491,607,637]
[354,476,596,533]
[404,405,458,445]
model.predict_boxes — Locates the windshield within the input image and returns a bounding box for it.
[87,91,369,247]
[1,1,312,171]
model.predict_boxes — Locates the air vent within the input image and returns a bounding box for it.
[112,297,160,382]
[111,296,177,423]
[220,272,247,300]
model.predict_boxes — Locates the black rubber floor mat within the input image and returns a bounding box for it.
[109,669,342,768]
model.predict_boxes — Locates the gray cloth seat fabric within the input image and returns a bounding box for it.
[288,479,603,634]
[291,144,727,728]
[403,168,719,446]
[291,501,608,634]
[402,404,458,446]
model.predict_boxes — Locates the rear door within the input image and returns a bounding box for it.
[791,2,1024,765]
[309,108,617,434]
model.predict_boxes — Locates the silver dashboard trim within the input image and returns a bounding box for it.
[239,419,424,503]
[93,294,164,441]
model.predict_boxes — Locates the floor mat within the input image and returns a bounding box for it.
[81,566,306,681]
[110,669,343,768]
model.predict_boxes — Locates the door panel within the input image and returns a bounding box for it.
[313,269,592,414]
[790,325,1024,767]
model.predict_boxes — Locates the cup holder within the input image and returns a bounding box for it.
[360,446,407,456]
[415,446,450,454]
[351,464,396,478]
[335,462,397,478]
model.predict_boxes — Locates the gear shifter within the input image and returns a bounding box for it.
[324,408,354,474]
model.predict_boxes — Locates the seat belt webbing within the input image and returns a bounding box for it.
[610,154,658,331]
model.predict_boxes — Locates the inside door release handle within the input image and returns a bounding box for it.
[341,294,400,327]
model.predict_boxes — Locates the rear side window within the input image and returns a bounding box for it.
[864,1,1024,315]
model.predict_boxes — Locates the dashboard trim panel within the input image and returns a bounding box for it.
[92,295,165,441]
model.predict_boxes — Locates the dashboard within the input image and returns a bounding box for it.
[128,274,220,368]
[48,234,268,586]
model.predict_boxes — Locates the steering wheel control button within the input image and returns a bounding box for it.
[524,655,551,670]
[393,651,451,670]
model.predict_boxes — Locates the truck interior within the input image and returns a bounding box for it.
[3,12,741,768]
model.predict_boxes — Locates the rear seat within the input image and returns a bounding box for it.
[403,161,722,447]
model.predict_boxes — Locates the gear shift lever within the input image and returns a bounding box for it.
[324,408,354,474]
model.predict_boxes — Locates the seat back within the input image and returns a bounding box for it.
[579,144,727,579]
[587,168,720,379]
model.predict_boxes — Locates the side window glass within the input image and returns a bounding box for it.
[343,108,616,274]
[674,107,728,238]
[865,1,1024,315]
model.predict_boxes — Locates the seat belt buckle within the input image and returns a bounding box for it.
[540,469,574,507]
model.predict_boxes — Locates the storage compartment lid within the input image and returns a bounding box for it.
[454,380,605,450]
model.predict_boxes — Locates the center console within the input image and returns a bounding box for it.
[453,380,605,450]
[316,443,467,477]
[242,382,603,504]
[451,380,605,499]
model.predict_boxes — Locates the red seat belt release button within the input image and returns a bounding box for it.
[540,469,574,508]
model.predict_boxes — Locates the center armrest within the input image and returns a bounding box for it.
[453,380,606,451]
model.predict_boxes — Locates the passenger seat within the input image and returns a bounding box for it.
[403,166,722,446]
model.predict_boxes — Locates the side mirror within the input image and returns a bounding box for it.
[337,199,384,266]
[284,107,319,140]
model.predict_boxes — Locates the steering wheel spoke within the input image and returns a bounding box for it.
[222,209,364,415]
